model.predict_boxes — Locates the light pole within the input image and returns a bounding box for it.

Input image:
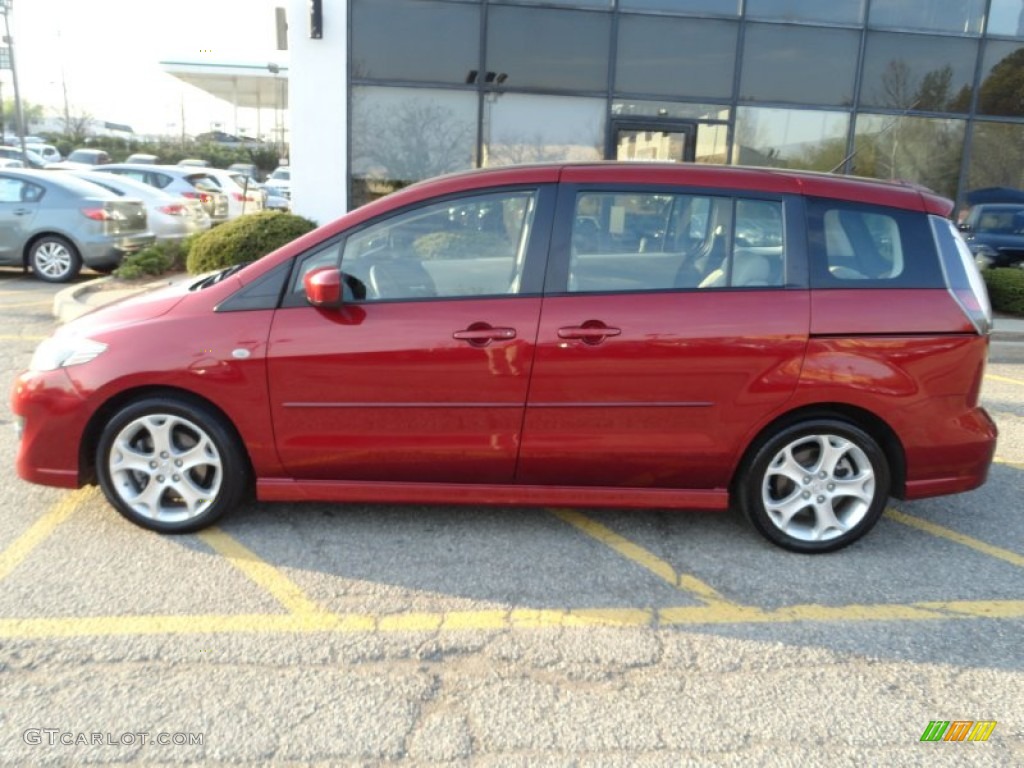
[0,0,26,155]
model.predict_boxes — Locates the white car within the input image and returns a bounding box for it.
[200,168,265,218]
[264,166,291,200]
[26,142,62,164]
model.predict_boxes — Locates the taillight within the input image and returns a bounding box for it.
[81,207,123,221]
[157,203,187,216]
[231,192,245,202]
[183,191,213,205]
[931,216,993,335]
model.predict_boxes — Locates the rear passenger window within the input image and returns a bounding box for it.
[807,198,944,288]
[567,192,785,292]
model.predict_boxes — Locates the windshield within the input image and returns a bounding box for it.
[974,207,1024,235]
[271,169,290,180]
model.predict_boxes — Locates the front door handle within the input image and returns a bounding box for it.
[13,208,32,216]
[557,321,622,345]
[453,323,516,347]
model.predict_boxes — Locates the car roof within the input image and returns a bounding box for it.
[73,171,178,200]
[398,162,953,217]
[0,168,122,198]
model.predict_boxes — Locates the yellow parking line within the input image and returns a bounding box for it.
[985,373,1024,387]
[0,488,93,584]
[0,300,55,309]
[884,508,1024,568]
[0,334,46,341]
[550,508,734,607]
[197,529,330,618]
[1,600,1023,639]
[994,456,1024,469]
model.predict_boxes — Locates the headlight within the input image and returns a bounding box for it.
[29,337,108,372]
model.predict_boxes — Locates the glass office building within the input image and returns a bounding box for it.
[346,0,1024,209]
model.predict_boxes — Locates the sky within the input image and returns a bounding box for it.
[7,0,286,137]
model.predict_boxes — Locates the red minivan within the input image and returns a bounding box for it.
[10,164,997,552]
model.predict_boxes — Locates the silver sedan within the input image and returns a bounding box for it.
[71,171,211,242]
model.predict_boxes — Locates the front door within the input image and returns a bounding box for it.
[267,185,554,484]
[611,120,696,163]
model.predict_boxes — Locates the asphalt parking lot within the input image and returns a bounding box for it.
[0,270,1021,766]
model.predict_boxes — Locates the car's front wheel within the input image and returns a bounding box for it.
[95,397,249,533]
[740,419,890,553]
[29,235,82,283]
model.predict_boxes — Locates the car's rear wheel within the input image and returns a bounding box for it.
[95,397,249,533]
[740,419,890,553]
[29,235,82,283]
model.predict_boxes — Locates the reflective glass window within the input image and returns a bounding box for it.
[618,0,739,15]
[740,24,859,106]
[734,107,851,172]
[568,192,784,292]
[988,0,1024,37]
[966,122,1024,193]
[351,0,479,84]
[869,0,985,35]
[977,42,1024,117]
[350,87,478,207]
[483,94,605,166]
[745,0,864,24]
[860,33,976,112]
[615,16,737,99]
[500,0,611,6]
[612,100,731,122]
[486,7,610,92]
[851,114,965,199]
[341,190,539,301]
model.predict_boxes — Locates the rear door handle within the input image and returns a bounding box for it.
[453,323,517,346]
[13,208,31,216]
[557,321,621,345]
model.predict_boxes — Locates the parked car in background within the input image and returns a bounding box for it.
[177,158,210,168]
[959,203,1024,269]
[0,168,152,282]
[0,145,46,169]
[25,143,62,164]
[10,164,995,553]
[263,165,291,200]
[64,149,112,166]
[125,153,159,165]
[199,167,264,218]
[0,158,24,169]
[71,170,211,243]
[90,164,230,225]
[227,162,262,182]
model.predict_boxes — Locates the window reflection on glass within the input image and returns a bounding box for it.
[341,191,538,301]
[486,7,610,92]
[482,94,604,167]
[966,122,1024,193]
[976,42,1024,117]
[746,0,864,24]
[351,0,479,83]
[615,129,692,162]
[618,0,739,14]
[740,24,859,105]
[851,114,965,199]
[987,0,1024,37]
[860,33,976,112]
[350,87,478,208]
[733,107,850,172]
[615,16,737,99]
[568,192,784,292]
[869,0,985,35]
[612,100,731,122]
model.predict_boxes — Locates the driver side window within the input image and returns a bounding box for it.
[340,189,538,301]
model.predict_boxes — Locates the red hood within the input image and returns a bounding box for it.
[57,278,198,338]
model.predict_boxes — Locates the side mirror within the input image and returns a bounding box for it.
[303,266,343,308]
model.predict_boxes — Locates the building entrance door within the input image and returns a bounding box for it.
[610,120,696,163]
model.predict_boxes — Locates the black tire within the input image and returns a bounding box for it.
[739,419,890,553]
[95,397,249,533]
[28,235,82,283]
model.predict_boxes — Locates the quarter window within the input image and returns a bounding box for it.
[339,190,538,301]
[807,198,944,287]
[567,192,785,292]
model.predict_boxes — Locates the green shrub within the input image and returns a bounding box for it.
[186,211,317,274]
[114,239,190,279]
[982,267,1024,316]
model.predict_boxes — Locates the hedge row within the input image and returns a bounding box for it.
[982,267,1024,316]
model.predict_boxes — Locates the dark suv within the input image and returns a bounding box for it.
[959,203,1024,269]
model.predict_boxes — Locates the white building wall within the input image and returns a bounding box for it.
[287,0,348,224]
